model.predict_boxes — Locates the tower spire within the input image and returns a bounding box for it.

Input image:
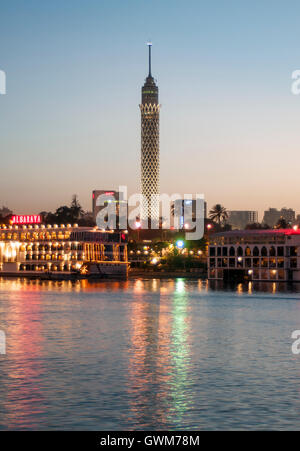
[147,42,152,77]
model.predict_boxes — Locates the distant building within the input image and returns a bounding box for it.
[171,199,207,229]
[0,206,12,218]
[281,208,296,224]
[92,190,126,227]
[263,208,295,227]
[227,211,258,229]
[208,229,300,282]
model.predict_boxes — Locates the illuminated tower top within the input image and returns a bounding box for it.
[141,43,159,105]
[140,42,160,223]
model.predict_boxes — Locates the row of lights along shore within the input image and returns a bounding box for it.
[0,224,129,233]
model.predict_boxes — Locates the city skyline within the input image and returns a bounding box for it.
[1,1,300,217]
[1,2,300,435]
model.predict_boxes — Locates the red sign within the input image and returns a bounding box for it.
[11,215,42,225]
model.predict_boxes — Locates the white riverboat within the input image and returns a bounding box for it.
[0,223,129,279]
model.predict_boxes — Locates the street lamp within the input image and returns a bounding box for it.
[176,240,184,249]
[206,223,213,244]
[135,221,141,242]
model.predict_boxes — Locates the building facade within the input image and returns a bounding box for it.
[140,43,160,223]
[227,210,258,229]
[208,229,300,282]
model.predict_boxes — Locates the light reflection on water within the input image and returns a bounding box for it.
[0,277,300,430]
[127,278,193,429]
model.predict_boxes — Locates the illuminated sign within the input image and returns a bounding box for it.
[11,215,42,225]
[105,192,115,196]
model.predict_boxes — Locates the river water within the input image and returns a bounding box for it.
[0,277,299,430]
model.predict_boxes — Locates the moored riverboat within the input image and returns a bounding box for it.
[0,223,129,279]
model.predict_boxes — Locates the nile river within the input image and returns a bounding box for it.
[0,277,300,430]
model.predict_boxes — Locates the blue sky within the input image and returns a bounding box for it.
[1,0,300,218]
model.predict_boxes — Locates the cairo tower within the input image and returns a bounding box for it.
[140,43,160,223]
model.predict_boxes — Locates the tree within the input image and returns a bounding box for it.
[40,195,86,225]
[70,194,84,221]
[209,204,228,225]
[55,205,73,224]
[78,212,95,227]
[0,214,13,225]
[275,217,289,229]
[245,223,270,230]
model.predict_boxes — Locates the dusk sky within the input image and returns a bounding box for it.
[1,0,300,219]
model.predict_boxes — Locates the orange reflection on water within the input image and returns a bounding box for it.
[248,282,253,294]
[133,279,145,293]
[237,283,243,295]
[0,277,129,293]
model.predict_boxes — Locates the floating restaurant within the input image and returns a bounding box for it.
[0,219,128,279]
[208,229,300,282]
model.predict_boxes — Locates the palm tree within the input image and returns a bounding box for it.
[209,204,228,225]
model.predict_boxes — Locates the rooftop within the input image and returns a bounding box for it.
[212,229,300,237]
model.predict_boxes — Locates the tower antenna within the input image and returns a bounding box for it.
[147,41,152,77]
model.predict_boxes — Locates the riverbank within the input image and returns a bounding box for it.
[128,268,207,279]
